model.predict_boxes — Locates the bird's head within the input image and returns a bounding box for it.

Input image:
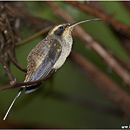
[48,18,101,38]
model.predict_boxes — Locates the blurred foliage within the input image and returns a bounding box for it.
[0,1,130,128]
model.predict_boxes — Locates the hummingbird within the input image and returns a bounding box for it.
[3,18,101,120]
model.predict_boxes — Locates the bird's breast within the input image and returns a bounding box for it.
[53,37,73,69]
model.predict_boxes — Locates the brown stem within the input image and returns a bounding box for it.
[4,11,17,62]
[8,54,27,73]
[0,69,55,91]
[0,55,14,81]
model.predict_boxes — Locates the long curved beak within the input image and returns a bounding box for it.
[68,18,101,28]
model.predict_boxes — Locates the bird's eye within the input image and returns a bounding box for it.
[59,26,64,30]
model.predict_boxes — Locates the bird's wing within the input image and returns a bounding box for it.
[25,38,62,94]
[24,40,49,82]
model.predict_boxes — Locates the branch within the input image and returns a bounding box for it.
[70,51,130,118]
[0,69,55,92]
[8,54,27,73]
[0,55,14,82]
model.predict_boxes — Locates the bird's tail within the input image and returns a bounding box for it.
[3,87,24,120]
[25,82,42,94]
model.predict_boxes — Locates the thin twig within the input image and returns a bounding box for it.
[0,69,55,91]
[16,26,52,47]
[0,55,14,81]
[8,54,27,72]
[5,13,15,45]
[4,11,17,62]
[46,1,130,87]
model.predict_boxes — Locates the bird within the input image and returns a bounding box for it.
[3,18,101,120]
